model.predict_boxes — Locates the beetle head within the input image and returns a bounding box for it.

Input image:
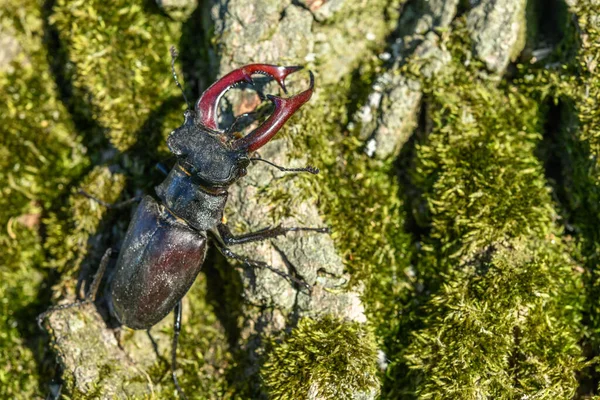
[167,64,314,188]
[167,111,250,187]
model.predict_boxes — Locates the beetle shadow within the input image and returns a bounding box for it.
[202,247,245,348]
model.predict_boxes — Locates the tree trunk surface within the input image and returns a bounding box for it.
[2,0,600,398]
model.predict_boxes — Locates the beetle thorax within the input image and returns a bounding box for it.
[155,166,228,231]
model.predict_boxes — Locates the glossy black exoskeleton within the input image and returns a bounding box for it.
[111,63,318,330]
[40,62,325,399]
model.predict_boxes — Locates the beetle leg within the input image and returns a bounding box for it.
[45,363,63,400]
[216,223,329,246]
[232,71,314,152]
[78,189,142,209]
[212,240,311,291]
[196,64,303,131]
[171,300,187,400]
[87,248,111,301]
[37,249,112,329]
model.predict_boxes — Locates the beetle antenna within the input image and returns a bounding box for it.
[250,157,319,174]
[170,46,191,110]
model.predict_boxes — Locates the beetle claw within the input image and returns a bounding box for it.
[196,64,304,131]
[232,71,314,152]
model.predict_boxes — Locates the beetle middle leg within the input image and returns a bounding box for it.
[225,111,261,138]
[249,157,319,174]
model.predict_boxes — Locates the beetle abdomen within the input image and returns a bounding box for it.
[110,196,207,330]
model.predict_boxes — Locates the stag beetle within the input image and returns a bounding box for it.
[39,58,326,399]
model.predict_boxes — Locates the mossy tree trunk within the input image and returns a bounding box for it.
[2,0,600,399]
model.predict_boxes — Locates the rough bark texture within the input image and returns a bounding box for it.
[203,1,399,396]
[44,303,152,398]
[3,0,600,398]
[467,0,528,73]
[353,31,452,159]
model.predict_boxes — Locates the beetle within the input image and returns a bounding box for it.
[39,60,326,399]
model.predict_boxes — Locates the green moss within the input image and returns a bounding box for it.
[277,61,415,392]
[401,238,584,399]
[381,18,586,398]
[50,0,184,151]
[44,166,126,280]
[411,70,553,263]
[0,1,87,224]
[315,0,405,85]
[552,1,600,389]
[3,0,598,397]
[515,1,600,390]
[262,317,379,399]
[0,1,90,397]
[0,225,45,398]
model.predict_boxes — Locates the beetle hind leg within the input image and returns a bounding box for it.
[212,241,311,291]
[171,300,188,400]
[37,248,112,329]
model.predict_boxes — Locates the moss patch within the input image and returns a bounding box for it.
[50,0,184,151]
[516,0,600,390]
[0,0,88,397]
[381,18,586,398]
[262,316,379,399]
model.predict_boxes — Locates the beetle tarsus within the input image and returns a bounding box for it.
[37,301,89,330]
[37,248,113,330]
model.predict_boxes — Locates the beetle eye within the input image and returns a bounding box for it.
[238,158,250,168]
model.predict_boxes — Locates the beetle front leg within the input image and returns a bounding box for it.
[225,111,261,137]
[217,223,329,246]
[78,190,142,209]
